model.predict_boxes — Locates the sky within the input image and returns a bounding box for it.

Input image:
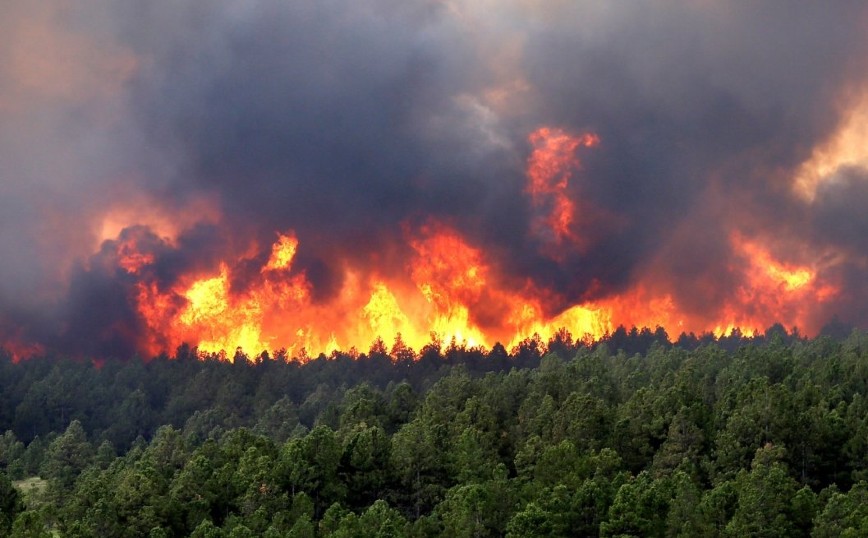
[2,1,867,357]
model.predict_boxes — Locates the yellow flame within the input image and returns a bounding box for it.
[264,233,298,271]
[178,265,267,357]
[180,266,230,324]
[363,282,417,346]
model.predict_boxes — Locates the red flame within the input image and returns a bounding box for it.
[0,330,45,363]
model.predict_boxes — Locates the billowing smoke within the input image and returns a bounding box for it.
[2,1,867,358]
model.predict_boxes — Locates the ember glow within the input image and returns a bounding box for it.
[1,2,867,360]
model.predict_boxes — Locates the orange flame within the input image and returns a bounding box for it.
[123,223,620,360]
[118,182,840,361]
[9,220,841,361]
[734,234,814,292]
[264,232,298,271]
[526,127,599,248]
[722,232,839,333]
[1,124,846,361]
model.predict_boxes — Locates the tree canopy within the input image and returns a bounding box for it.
[0,326,866,536]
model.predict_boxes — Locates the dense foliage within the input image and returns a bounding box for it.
[0,325,866,536]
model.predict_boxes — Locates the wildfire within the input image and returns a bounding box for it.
[363,282,415,345]
[120,222,621,360]
[721,233,838,332]
[174,265,271,356]
[115,234,155,274]
[526,127,599,248]
[734,234,814,292]
[0,327,45,363]
[6,219,843,361]
[583,233,839,339]
[264,232,299,271]
[0,125,847,361]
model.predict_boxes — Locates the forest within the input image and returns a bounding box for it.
[0,324,866,537]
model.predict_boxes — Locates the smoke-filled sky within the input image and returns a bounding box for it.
[2,1,868,358]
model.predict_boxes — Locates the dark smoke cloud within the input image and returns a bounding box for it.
[2,0,868,356]
[129,2,502,244]
[812,168,868,254]
[807,169,868,327]
[521,3,868,305]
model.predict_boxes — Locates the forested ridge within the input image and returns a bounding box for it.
[1,325,867,537]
